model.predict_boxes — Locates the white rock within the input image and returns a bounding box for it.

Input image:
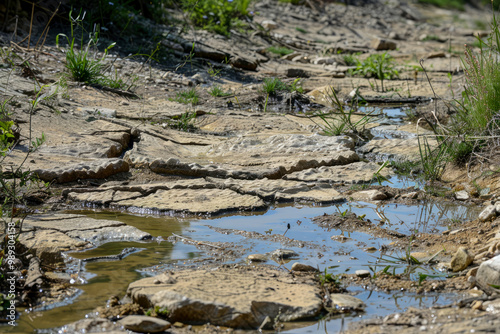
[355,270,371,278]
[455,190,469,201]
[476,255,500,287]
[479,205,497,222]
[261,20,277,30]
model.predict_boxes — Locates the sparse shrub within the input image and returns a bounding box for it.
[352,52,398,92]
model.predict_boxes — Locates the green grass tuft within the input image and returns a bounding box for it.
[171,88,199,105]
[267,46,294,56]
[209,85,231,97]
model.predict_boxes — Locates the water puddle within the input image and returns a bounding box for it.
[284,287,463,333]
[8,200,479,333]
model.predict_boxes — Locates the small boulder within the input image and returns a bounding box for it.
[291,262,318,272]
[247,254,268,262]
[313,57,335,65]
[355,270,371,278]
[450,247,474,272]
[476,255,500,287]
[119,315,171,333]
[455,190,469,201]
[351,189,387,201]
[329,294,365,312]
[370,38,397,51]
[261,20,277,30]
[479,205,497,222]
[230,56,258,71]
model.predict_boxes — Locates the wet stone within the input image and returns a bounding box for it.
[119,315,171,333]
[355,270,371,278]
[329,294,366,312]
[247,254,268,262]
[19,214,151,264]
[291,262,319,272]
[351,189,387,201]
[114,188,266,216]
[270,249,300,260]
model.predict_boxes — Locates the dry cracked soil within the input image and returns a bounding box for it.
[2,0,500,333]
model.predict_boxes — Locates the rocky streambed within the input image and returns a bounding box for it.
[2,0,500,333]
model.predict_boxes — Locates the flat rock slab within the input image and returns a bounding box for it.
[128,133,358,179]
[65,179,265,216]
[127,266,323,329]
[35,158,129,183]
[19,214,151,263]
[4,116,132,183]
[284,161,393,184]
[206,177,343,203]
[114,188,266,216]
[358,137,437,162]
[199,112,307,135]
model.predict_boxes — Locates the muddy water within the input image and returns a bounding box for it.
[9,199,479,333]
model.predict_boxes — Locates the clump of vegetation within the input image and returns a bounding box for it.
[418,0,500,11]
[56,10,125,89]
[319,268,341,287]
[167,111,197,132]
[417,0,466,10]
[180,0,251,36]
[310,87,373,137]
[146,305,170,317]
[267,46,294,56]
[261,77,302,95]
[342,53,360,66]
[209,85,231,97]
[417,12,500,183]
[352,52,399,92]
[171,88,199,105]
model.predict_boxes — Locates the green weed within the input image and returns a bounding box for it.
[209,85,231,97]
[342,52,361,67]
[167,111,197,132]
[180,0,251,36]
[56,10,123,89]
[267,46,294,56]
[352,53,398,92]
[171,88,199,105]
[319,267,340,287]
[261,77,289,95]
[373,161,392,185]
[295,27,308,34]
[310,87,374,137]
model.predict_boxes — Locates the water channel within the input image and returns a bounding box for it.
[8,196,479,333]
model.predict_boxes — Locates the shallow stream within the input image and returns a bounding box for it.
[9,198,479,333]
